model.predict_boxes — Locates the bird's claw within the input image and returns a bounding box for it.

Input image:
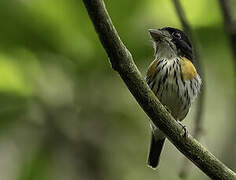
[177,121,188,138]
[164,105,171,113]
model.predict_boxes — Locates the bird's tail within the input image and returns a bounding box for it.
[147,133,166,169]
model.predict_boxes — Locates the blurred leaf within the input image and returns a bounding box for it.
[18,146,52,180]
[0,53,32,96]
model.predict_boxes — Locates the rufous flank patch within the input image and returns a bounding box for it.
[147,60,158,78]
[180,57,197,80]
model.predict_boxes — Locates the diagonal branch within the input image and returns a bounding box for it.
[172,0,205,178]
[218,0,236,170]
[82,0,236,179]
[218,0,236,65]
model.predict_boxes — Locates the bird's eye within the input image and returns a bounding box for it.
[172,32,181,39]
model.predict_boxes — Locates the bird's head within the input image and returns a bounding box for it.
[149,27,193,61]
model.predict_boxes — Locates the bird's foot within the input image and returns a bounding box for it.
[164,105,171,114]
[177,121,188,138]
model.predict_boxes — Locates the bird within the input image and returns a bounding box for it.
[146,27,202,169]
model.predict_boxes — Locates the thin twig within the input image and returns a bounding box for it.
[218,0,236,66]
[172,0,205,178]
[218,0,236,170]
[82,0,236,179]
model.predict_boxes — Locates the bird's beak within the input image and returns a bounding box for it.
[148,29,165,41]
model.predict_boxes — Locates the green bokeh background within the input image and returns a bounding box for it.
[0,0,235,180]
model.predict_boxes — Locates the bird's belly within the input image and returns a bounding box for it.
[158,87,189,121]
